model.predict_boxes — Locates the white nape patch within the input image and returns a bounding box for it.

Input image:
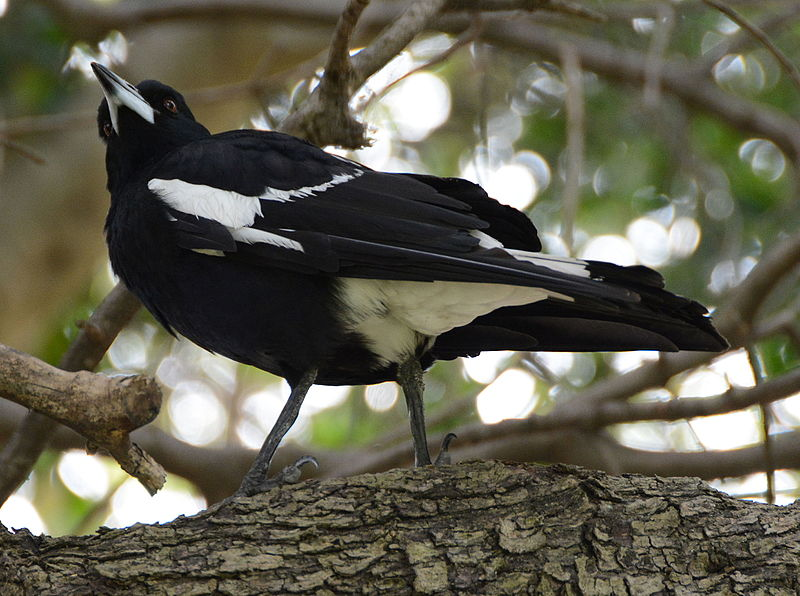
[337,277,570,364]
[470,230,505,249]
[149,179,263,228]
[232,227,304,252]
[505,249,590,278]
[261,170,363,202]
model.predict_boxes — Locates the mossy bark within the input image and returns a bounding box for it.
[1,461,799,594]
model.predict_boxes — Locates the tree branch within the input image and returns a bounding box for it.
[278,0,373,146]
[474,17,800,166]
[0,283,153,503]
[702,0,800,95]
[0,343,164,494]
[2,461,798,593]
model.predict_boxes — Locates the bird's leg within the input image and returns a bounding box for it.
[237,368,318,496]
[397,358,433,466]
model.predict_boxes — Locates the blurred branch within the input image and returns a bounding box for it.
[702,0,800,95]
[0,283,145,504]
[0,137,46,165]
[0,110,95,139]
[475,18,800,166]
[41,0,602,42]
[0,343,164,495]
[558,42,583,254]
[698,3,800,71]
[42,0,352,42]
[333,424,800,483]
[642,3,673,108]
[484,366,800,435]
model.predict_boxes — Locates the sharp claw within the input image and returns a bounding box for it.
[278,455,319,484]
[236,455,319,496]
[434,432,458,466]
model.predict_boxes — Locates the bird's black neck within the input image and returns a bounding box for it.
[105,117,210,193]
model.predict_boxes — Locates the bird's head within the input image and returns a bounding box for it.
[92,63,210,190]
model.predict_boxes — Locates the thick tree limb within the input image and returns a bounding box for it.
[0,344,164,495]
[1,461,798,594]
[0,283,158,501]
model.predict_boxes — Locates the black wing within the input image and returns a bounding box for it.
[146,130,634,302]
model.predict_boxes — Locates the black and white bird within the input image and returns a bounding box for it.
[92,63,726,495]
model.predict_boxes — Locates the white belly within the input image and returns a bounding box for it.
[336,278,563,364]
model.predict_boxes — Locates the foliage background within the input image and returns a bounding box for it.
[1,0,799,536]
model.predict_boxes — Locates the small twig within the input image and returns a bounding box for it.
[702,0,800,95]
[698,3,800,72]
[0,137,46,165]
[352,0,449,87]
[358,17,483,113]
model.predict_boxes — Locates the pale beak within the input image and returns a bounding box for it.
[91,62,156,134]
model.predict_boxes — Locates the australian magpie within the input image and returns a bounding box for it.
[92,63,727,495]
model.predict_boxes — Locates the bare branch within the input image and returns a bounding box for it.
[0,343,164,494]
[702,0,800,95]
[0,283,145,503]
[279,0,373,146]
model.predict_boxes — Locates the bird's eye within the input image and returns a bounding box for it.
[163,97,178,113]
[102,122,113,137]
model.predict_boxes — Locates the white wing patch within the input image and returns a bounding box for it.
[505,249,590,278]
[232,227,304,252]
[470,230,505,249]
[148,178,263,228]
[148,172,360,254]
[261,170,363,202]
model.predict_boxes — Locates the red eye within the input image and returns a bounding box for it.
[103,122,113,137]
[163,97,178,113]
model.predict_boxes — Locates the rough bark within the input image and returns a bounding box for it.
[1,461,798,595]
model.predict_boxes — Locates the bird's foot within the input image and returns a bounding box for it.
[236,455,318,497]
[433,432,457,466]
